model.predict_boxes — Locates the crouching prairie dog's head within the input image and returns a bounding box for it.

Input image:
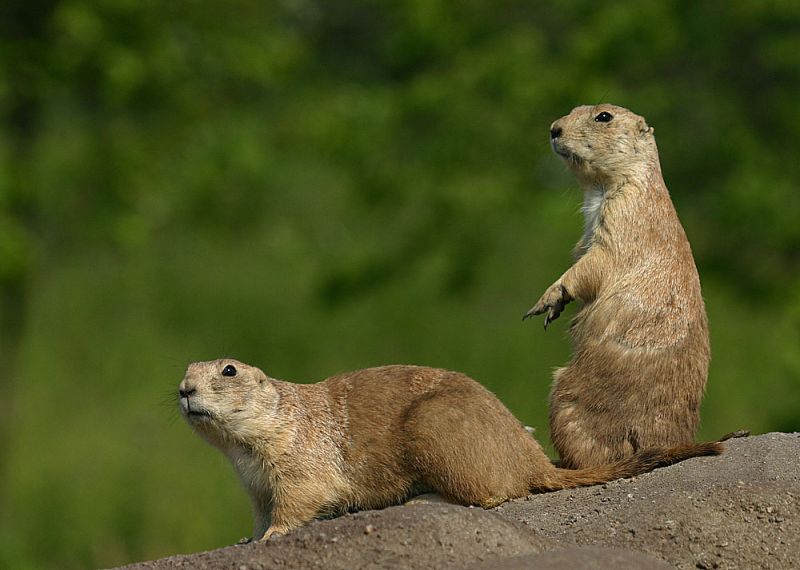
[549,104,658,188]
[178,359,279,448]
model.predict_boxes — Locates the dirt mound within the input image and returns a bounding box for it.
[122,504,556,570]
[118,432,799,570]
[498,432,800,569]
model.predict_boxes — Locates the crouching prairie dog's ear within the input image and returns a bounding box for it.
[254,367,269,384]
[637,116,653,137]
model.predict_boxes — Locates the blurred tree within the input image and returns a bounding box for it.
[0,0,61,514]
[0,0,798,567]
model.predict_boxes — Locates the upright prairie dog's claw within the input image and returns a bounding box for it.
[522,303,559,329]
[544,299,567,329]
[522,305,545,321]
[544,309,558,329]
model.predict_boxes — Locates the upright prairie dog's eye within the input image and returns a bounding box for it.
[222,364,237,377]
[594,111,614,123]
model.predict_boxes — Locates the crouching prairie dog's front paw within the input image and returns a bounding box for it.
[260,526,288,541]
[523,283,571,328]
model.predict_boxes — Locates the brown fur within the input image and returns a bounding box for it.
[524,104,709,469]
[179,359,721,540]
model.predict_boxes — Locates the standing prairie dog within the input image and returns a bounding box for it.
[179,359,722,540]
[524,104,709,469]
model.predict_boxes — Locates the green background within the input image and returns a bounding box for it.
[1,1,798,568]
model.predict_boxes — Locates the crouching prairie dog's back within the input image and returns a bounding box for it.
[179,359,723,541]
[524,104,710,469]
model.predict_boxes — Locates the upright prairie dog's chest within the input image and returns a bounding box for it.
[581,187,605,249]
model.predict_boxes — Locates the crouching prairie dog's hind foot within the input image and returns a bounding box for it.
[178,359,724,538]
[404,493,452,506]
[478,496,510,509]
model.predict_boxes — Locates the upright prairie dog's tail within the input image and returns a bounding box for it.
[537,441,723,492]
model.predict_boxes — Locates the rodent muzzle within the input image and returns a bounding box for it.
[550,123,573,159]
[178,381,205,418]
[178,386,196,399]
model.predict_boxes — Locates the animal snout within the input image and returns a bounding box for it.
[179,384,197,398]
[550,126,563,140]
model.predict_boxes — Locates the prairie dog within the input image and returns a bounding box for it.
[179,359,721,540]
[524,104,709,469]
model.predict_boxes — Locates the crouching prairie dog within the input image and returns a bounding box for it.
[524,104,710,469]
[179,359,722,540]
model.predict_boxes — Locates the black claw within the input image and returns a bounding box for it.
[522,306,540,321]
[544,302,565,330]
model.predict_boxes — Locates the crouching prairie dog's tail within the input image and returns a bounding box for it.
[535,441,723,492]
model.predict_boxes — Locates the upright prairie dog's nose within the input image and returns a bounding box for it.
[550,122,563,140]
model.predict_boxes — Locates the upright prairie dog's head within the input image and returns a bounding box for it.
[550,104,658,188]
[178,359,279,447]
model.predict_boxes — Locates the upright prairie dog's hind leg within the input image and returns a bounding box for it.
[549,391,633,469]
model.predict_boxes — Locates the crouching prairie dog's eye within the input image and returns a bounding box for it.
[222,364,237,377]
[594,111,613,123]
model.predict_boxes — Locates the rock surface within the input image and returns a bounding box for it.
[119,433,799,570]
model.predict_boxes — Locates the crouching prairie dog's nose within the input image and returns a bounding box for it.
[550,124,563,140]
[178,382,196,399]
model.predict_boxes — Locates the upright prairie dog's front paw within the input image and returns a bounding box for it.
[523,283,571,329]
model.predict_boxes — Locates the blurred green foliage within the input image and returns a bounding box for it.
[0,1,798,567]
